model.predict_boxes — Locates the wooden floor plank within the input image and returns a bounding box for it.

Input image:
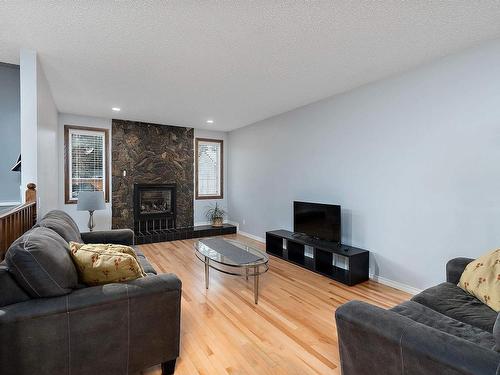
[140,234,409,375]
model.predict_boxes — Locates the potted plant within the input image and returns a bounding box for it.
[205,203,226,227]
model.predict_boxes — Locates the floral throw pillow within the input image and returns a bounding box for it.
[69,242,146,286]
[458,248,500,312]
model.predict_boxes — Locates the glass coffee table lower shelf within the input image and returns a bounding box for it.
[194,238,269,304]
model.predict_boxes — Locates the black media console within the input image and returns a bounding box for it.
[266,230,369,286]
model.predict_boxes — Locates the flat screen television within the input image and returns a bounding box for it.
[293,201,341,243]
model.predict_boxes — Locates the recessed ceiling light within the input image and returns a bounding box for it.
[206,119,214,124]
[112,107,121,112]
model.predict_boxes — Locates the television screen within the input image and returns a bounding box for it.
[293,201,341,243]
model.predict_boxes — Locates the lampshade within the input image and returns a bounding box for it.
[77,191,106,211]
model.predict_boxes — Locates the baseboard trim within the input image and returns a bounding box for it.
[237,230,266,243]
[369,274,422,295]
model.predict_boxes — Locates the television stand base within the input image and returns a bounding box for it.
[266,230,369,286]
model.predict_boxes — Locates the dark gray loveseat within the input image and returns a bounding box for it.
[0,210,181,375]
[336,258,500,375]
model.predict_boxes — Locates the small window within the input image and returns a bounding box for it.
[195,138,223,199]
[64,125,109,204]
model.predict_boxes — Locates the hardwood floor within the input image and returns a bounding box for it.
[140,234,410,375]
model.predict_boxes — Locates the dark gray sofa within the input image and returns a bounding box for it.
[0,210,181,375]
[336,258,500,375]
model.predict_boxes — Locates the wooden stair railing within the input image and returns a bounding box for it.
[0,184,37,261]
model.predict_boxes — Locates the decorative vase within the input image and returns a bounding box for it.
[211,217,223,227]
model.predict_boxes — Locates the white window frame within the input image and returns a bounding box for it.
[64,125,109,204]
[195,138,224,200]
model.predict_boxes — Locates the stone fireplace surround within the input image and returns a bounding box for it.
[112,119,194,230]
[111,119,237,243]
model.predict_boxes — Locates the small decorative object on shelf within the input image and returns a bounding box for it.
[205,202,226,227]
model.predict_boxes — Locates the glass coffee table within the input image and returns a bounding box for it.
[194,238,269,304]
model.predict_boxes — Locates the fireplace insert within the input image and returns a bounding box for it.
[134,183,176,229]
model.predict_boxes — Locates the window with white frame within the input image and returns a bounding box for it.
[64,125,109,203]
[195,138,223,199]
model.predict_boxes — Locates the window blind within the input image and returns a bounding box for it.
[69,130,105,199]
[197,140,222,197]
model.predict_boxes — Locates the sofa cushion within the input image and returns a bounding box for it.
[0,262,30,307]
[43,210,80,234]
[412,282,497,332]
[392,301,496,350]
[133,246,157,275]
[37,212,82,243]
[5,227,78,297]
[134,246,145,257]
[136,255,157,275]
[494,314,500,352]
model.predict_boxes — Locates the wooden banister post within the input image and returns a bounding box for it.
[25,183,36,203]
[0,192,37,260]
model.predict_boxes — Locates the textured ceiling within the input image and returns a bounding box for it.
[1,1,500,131]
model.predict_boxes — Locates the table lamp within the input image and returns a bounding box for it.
[77,191,106,232]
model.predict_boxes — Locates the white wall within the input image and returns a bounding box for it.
[193,128,229,225]
[0,63,21,204]
[58,113,112,231]
[19,49,37,200]
[228,39,500,292]
[36,58,58,216]
[19,49,59,216]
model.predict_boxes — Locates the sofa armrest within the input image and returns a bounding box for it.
[446,257,474,284]
[81,228,135,245]
[335,301,500,375]
[0,274,181,375]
